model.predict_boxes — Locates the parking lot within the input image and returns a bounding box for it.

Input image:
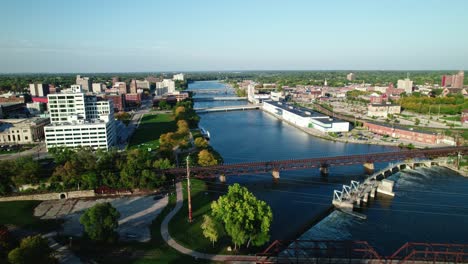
[34,195,168,242]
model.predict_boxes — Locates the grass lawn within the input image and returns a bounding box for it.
[168,179,261,255]
[128,113,176,150]
[440,115,461,121]
[0,201,60,232]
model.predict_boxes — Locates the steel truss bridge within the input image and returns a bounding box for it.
[161,146,467,179]
[256,240,468,263]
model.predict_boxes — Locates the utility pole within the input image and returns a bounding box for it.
[186,155,192,223]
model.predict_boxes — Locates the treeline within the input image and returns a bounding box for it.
[2,71,464,92]
[0,99,222,195]
[0,147,175,195]
[398,94,467,115]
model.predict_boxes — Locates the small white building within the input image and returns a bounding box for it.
[270,91,284,101]
[173,73,185,81]
[367,103,401,118]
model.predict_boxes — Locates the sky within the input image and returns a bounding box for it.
[0,0,467,73]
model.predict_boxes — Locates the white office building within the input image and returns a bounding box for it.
[92,83,106,93]
[76,75,91,92]
[156,79,176,94]
[173,73,184,81]
[136,80,150,89]
[397,78,413,94]
[29,83,49,97]
[44,86,116,150]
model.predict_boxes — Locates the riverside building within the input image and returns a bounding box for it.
[263,101,350,132]
[44,85,116,150]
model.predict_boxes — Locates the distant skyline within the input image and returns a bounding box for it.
[1,0,468,73]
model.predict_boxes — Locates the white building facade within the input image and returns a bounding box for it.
[263,101,349,132]
[173,73,184,81]
[44,87,116,150]
[0,118,49,144]
[156,79,176,94]
[397,78,413,94]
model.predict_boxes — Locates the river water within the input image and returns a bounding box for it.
[189,81,468,254]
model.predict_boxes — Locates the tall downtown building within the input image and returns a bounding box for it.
[76,75,92,91]
[441,71,464,88]
[44,85,116,150]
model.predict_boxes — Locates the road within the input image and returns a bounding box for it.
[0,143,48,161]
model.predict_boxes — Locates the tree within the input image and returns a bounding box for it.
[194,137,209,149]
[201,215,221,247]
[8,235,55,264]
[153,158,174,169]
[211,183,273,250]
[11,157,41,186]
[198,150,218,167]
[414,118,420,125]
[176,120,190,136]
[0,162,13,195]
[0,225,15,260]
[174,106,186,119]
[79,202,120,243]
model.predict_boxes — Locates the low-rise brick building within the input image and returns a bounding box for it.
[364,121,442,145]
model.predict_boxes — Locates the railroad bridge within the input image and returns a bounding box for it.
[161,146,467,180]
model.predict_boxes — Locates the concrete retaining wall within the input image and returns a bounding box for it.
[0,190,95,202]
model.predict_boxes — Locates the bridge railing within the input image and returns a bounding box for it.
[159,146,468,178]
[257,240,468,264]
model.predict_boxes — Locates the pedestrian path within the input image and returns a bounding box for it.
[43,232,82,264]
[160,182,258,263]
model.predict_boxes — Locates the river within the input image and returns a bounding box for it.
[189,80,468,254]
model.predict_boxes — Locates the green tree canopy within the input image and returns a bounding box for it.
[194,137,209,149]
[211,183,273,249]
[79,202,120,243]
[201,214,222,247]
[197,149,218,167]
[7,235,55,264]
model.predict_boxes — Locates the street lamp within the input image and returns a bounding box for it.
[186,155,192,223]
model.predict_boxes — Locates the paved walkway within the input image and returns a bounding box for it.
[43,232,82,264]
[160,182,258,263]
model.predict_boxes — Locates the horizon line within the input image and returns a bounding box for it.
[0,69,465,75]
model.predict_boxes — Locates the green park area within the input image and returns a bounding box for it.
[0,201,59,232]
[128,113,177,151]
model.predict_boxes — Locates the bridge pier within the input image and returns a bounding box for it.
[377,179,395,197]
[219,174,226,183]
[320,164,329,176]
[370,187,376,198]
[363,162,375,174]
[362,192,369,203]
[272,169,280,179]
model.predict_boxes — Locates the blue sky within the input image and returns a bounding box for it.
[0,0,467,73]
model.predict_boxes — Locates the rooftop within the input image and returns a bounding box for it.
[266,101,328,118]
[0,117,49,132]
[366,121,438,135]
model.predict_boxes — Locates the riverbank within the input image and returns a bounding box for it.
[261,108,403,148]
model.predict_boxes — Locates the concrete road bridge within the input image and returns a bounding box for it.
[189,88,234,94]
[161,146,467,180]
[193,96,247,102]
[195,104,261,113]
